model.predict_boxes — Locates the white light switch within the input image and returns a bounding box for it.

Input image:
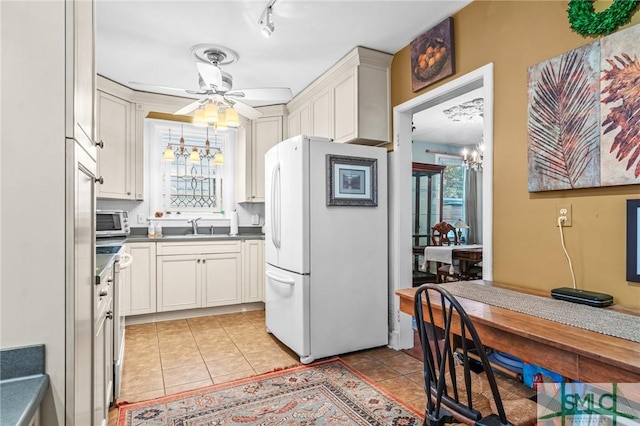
[137,213,146,224]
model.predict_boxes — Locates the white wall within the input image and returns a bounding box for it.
[1,2,67,424]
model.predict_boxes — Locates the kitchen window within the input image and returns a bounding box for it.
[148,119,235,217]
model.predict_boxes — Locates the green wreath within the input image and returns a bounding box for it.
[567,0,640,36]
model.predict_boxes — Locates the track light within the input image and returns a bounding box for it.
[259,2,276,38]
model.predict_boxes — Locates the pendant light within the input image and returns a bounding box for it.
[163,129,175,160]
[189,147,201,163]
[214,151,224,165]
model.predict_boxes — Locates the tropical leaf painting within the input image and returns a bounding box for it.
[527,22,640,192]
[600,22,640,186]
[527,43,601,192]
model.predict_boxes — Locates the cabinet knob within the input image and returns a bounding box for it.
[96,140,104,149]
[99,289,108,297]
[107,278,113,283]
[127,191,131,196]
[197,259,201,263]
[202,259,206,264]
[95,176,104,185]
[106,311,113,320]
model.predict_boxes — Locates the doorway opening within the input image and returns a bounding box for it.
[388,63,494,350]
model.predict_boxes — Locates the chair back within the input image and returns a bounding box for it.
[431,222,457,246]
[414,284,510,425]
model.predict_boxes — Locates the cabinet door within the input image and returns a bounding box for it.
[157,255,201,311]
[97,90,133,199]
[126,243,156,316]
[251,116,282,202]
[243,240,264,303]
[202,253,242,307]
[93,299,113,426]
[288,108,300,139]
[332,68,357,143]
[311,86,331,139]
[70,0,96,159]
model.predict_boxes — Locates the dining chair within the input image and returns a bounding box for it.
[413,284,537,425]
[430,222,481,283]
[431,222,457,246]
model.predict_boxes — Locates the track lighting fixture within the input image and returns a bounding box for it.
[259,0,277,38]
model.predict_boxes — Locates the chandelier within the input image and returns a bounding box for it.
[462,142,484,171]
[192,101,240,130]
[163,125,224,165]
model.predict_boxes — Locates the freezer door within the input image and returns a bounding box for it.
[264,135,310,274]
[265,264,310,359]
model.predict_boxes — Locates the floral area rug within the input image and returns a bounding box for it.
[118,358,423,425]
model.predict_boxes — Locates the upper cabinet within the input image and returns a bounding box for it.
[287,47,392,146]
[236,105,286,203]
[67,0,97,159]
[96,90,139,199]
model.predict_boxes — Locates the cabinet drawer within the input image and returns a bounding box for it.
[157,240,241,255]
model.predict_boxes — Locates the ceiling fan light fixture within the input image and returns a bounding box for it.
[204,103,218,123]
[193,108,207,127]
[216,112,228,130]
[225,108,240,128]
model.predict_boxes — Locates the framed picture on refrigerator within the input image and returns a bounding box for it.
[326,154,377,207]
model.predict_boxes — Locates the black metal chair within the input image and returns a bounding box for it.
[414,284,536,426]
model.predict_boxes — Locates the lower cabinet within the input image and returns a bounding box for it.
[125,242,157,315]
[94,283,113,426]
[156,241,242,312]
[242,240,264,303]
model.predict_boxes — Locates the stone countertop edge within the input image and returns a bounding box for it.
[125,233,265,243]
[95,253,117,284]
[0,344,49,426]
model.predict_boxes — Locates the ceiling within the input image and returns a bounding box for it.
[95,0,476,141]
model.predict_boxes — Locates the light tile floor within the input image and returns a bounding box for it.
[108,309,425,425]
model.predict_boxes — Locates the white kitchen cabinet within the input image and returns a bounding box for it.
[68,0,97,159]
[157,254,201,312]
[286,46,392,145]
[242,240,264,303]
[96,90,137,199]
[156,241,242,312]
[288,99,312,140]
[236,105,286,203]
[94,270,113,426]
[202,253,242,307]
[125,242,157,316]
[310,85,331,139]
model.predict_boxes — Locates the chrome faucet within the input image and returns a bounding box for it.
[187,217,202,235]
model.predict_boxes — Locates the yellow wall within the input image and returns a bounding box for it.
[391,1,640,308]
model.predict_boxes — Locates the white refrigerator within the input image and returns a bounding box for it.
[264,135,388,364]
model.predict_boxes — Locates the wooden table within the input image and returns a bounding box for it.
[421,245,483,281]
[396,281,640,383]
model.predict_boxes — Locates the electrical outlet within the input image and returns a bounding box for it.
[137,213,146,224]
[556,204,572,227]
[251,214,260,225]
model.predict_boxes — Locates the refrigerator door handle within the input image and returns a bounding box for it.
[275,164,282,249]
[265,270,295,285]
[270,162,280,249]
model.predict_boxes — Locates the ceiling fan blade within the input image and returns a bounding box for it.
[196,62,222,90]
[226,87,292,103]
[174,99,204,116]
[230,100,263,120]
[128,81,202,95]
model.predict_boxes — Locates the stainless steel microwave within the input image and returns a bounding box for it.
[96,210,130,237]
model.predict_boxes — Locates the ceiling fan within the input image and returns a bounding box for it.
[129,44,292,121]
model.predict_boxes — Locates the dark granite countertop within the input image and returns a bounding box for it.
[96,253,117,284]
[0,345,49,426]
[126,225,264,243]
